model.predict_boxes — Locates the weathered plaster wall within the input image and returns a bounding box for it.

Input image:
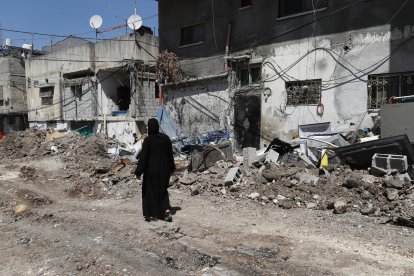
[63,80,96,120]
[259,24,414,144]
[0,57,26,114]
[164,78,231,134]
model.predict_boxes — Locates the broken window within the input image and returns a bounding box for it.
[40,86,54,106]
[241,0,252,8]
[238,65,262,86]
[71,85,83,101]
[368,72,414,109]
[117,86,131,111]
[180,23,205,46]
[286,79,321,105]
[278,0,327,18]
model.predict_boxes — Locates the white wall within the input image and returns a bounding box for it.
[258,24,414,144]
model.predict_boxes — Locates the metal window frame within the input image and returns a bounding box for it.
[286,79,322,106]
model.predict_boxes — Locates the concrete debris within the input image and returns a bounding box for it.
[224,167,243,187]
[2,129,413,227]
[371,153,408,176]
[247,192,260,200]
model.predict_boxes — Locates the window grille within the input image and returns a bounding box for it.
[286,79,321,105]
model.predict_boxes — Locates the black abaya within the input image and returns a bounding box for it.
[135,119,176,219]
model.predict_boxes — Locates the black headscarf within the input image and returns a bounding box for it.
[147,118,160,135]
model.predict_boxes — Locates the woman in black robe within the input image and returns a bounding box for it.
[135,118,176,222]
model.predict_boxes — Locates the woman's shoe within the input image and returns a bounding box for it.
[165,211,172,222]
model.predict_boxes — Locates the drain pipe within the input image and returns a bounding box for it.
[224,23,232,71]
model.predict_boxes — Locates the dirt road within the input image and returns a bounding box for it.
[0,157,413,275]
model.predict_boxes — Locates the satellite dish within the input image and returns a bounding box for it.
[127,14,142,30]
[89,15,103,29]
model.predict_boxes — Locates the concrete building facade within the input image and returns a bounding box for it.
[157,0,414,150]
[0,45,39,137]
[26,33,159,143]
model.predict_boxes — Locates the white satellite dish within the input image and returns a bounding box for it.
[89,15,103,29]
[127,14,142,30]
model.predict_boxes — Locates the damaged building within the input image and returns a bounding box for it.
[157,0,414,150]
[25,32,159,143]
[0,42,42,138]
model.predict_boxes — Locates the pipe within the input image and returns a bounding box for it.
[224,23,232,71]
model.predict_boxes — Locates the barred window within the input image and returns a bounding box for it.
[368,72,414,109]
[286,79,321,105]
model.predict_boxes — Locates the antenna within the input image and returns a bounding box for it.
[89,15,103,29]
[128,0,143,31]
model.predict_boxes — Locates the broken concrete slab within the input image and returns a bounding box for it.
[265,149,279,164]
[190,141,233,172]
[385,188,399,201]
[243,147,257,167]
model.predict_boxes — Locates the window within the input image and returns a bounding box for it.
[278,0,327,18]
[71,85,83,101]
[286,79,321,105]
[239,66,262,86]
[180,23,205,46]
[40,86,54,106]
[368,72,414,109]
[241,0,252,8]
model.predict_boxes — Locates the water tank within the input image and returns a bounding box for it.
[5,38,12,46]
[22,44,32,50]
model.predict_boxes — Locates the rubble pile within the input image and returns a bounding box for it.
[0,128,46,159]
[172,161,414,225]
[2,125,414,227]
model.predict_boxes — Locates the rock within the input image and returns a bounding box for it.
[360,191,372,200]
[230,184,240,192]
[15,203,29,215]
[385,188,399,201]
[276,194,286,201]
[209,165,224,175]
[179,176,196,185]
[396,173,412,182]
[190,185,200,196]
[333,199,347,214]
[343,179,363,189]
[220,188,226,195]
[247,192,260,200]
[305,202,317,209]
[362,174,379,184]
[297,173,319,185]
[261,196,269,202]
[272,199,279,204]
[384,178,404,190]
[360,206,376,216]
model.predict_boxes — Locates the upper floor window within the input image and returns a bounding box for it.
[239,65,261,86]
[241,0,252,8]
[180,23,205,47]
[40,86,54,106]
[368,72,414,109]
[71,85,83,101]
[286,79,321,105]
[278,0,327,18]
